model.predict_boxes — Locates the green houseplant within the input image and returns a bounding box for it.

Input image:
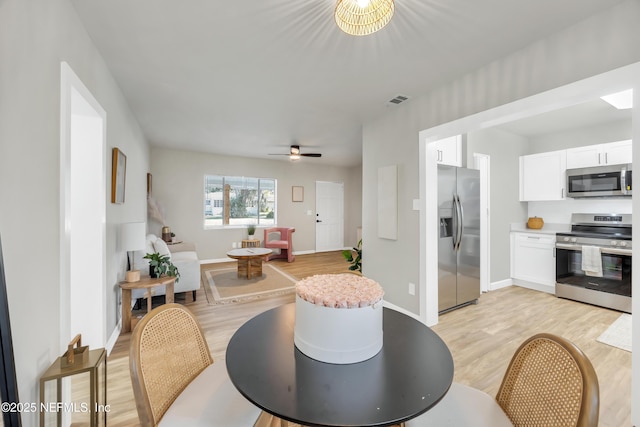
[247,224,256,238]
[143,252,181,283]
[342,239,362,273]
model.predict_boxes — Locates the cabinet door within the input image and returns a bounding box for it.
[434,135,462,167]
[511,233,556,286]
[566,145,601,169]
[519,150,566,201]
[602,140,632,165]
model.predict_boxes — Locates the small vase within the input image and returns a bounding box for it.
[149,265,158,278]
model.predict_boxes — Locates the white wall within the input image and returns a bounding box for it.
[363,0,640,314]
[149,147,362,260]
[364,1,640,424]
[0,0,149,421]
[467,128,529,282]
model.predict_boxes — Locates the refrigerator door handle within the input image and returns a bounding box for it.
[451,195,458,250]
[455,194,464,251]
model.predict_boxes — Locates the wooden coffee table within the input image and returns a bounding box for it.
[226,248,273,279]
[119,275,175,333]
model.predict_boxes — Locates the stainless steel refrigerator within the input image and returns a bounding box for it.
[438,165,481,313]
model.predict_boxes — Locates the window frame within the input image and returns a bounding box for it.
[203,175,277,229]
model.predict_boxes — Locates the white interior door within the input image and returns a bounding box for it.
[315,181,344,252]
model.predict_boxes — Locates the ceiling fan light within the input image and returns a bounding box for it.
[290,154,301,160]
[290,146,301,155]
[335,0,395,36]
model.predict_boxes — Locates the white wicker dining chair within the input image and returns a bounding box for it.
[129,303,262,426]
[408,333,599,427]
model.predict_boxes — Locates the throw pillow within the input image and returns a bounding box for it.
[154,238,172,259]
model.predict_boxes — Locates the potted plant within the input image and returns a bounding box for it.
[247,224,256,238]
[342,239,362,273]
[143,252,181,283]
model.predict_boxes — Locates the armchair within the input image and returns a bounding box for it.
[263,227,295,262]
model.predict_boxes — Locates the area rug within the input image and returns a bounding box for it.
[597,313,632,352]
[202,262,298,305]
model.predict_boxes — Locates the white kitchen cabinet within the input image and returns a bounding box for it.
[566,140,632,169]
[519,150,566,201]
[433,135,462,166]
[510,232,556,292]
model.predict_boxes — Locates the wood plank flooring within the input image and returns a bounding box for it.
[105,252,631,426]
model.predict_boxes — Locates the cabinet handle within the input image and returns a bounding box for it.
[605,152,608,164]
[598,153,601,164]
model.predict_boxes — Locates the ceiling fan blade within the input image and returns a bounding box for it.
[268,153,291,156]
[300,153,322,157]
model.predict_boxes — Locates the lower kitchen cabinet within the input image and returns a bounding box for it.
[510,232,556,293]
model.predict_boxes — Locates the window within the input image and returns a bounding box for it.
[204,175,276,227]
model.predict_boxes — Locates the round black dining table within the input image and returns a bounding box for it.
[226,303,454,427]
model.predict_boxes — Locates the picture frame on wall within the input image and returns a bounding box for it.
[292,186,304,202]
[111,147,126,204]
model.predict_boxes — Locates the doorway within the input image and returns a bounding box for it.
[60,62,107,350]
[315,181,344,252]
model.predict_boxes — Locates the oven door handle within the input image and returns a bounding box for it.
[555,242,632,256]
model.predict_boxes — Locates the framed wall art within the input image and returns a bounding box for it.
[292,186,304,202]
[111,147,127,204]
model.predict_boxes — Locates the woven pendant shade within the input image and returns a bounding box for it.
[335,0,395,36]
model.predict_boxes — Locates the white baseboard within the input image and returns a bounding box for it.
[383,300,422,323]
[513,279,555,294]
[489,278,512,291]
[199,257,237,264]
[106,320,121,356]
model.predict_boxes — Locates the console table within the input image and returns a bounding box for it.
[119,276,175,333]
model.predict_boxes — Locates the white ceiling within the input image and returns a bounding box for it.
[496,96,632,138]
[70,0,627,166]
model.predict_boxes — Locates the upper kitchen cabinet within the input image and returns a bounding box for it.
[520,150,567,201]
[433,135,462,166]
[566,140,632,169]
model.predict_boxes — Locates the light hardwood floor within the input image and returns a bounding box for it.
[105,252,631,426]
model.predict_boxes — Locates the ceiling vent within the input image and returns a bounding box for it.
[388,94,410,106]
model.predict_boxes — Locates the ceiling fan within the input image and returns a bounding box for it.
[269,145,322,160]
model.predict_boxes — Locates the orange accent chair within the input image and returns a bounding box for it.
[263,227,295,262]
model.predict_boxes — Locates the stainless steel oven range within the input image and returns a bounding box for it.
[555,213,631,313]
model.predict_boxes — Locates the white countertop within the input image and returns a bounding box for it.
[510,223,571,235]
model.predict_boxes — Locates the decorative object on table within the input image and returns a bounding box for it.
[0,235,20,427]
[147,196,166,224]
[120,221,146,282]
[60,334,88,367]
[292,185,304,202]
[335,0,395,37]
[161,225,172,242]
[111,147,127,204]
[527,216,544,229]
[144,252,180,283]
[341,239,362,273]
[40,341,106,427]
[247,224,256,238]
[294,273,384,364]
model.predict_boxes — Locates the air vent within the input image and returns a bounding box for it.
[388,94,410,106]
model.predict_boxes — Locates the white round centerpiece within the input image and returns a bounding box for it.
[294,273,384,364]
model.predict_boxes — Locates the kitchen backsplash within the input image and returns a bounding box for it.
[528,198,632,224]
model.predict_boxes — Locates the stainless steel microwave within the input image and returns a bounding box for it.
[566,163,632,198]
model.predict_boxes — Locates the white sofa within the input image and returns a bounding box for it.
[131,234,201,301]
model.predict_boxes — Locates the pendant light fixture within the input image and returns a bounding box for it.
[335,0,395,36]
